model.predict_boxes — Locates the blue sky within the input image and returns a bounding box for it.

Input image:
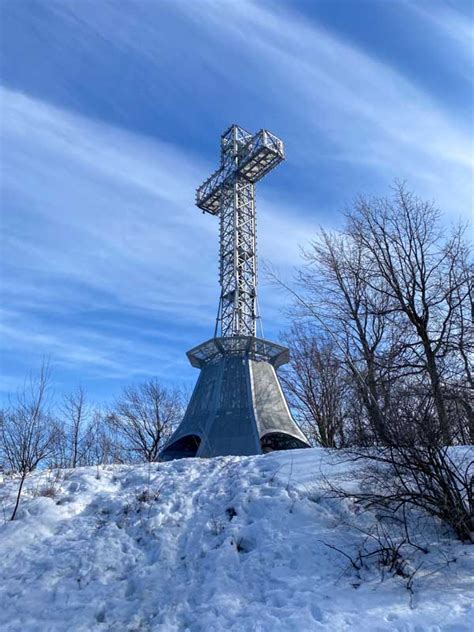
[1,0,473,403]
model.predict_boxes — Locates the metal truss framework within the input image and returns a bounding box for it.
[196,125,284,337]
[187,335,290,370]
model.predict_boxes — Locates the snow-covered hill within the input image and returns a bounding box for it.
[0,449,472,631]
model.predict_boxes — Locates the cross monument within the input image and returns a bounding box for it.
[160,125,309,460]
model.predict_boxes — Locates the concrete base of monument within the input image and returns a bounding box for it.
[159,336,310,461]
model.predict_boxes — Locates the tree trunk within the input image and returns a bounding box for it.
[10,471,27,521]
[423,342,450,445]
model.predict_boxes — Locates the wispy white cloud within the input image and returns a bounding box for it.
[1,88,311,383]
[2,89,213,315]
[0,307,186,383]
[174,0,473,215]
[1,0,472,398]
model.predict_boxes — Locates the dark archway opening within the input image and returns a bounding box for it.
[160,434,201,461]
[261,432,309,453]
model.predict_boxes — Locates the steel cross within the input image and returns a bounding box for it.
[196,125,284,338]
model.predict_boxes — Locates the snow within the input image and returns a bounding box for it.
[0,448,473,631]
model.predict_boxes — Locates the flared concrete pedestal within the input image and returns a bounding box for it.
[160,336,309,460]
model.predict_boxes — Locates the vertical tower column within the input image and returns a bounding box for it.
[219,177,257,337]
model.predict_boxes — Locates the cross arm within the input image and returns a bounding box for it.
[237,129,285,183]
[195,128,285,215]
[195,164,228,215]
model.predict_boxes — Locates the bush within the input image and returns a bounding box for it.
[341,445,473,543]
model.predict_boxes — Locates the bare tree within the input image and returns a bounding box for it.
[54,386,93,468]
[281,326,348,447]
[1,364,57,520]
[108,379,182,462]
[288,183,471,447]
[87,410,125,466]
[444,257,474,443]
[52,392,128,468]
[346,184,471,444]
[296,228,396,443]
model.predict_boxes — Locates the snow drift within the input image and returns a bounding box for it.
[0,449,472,631]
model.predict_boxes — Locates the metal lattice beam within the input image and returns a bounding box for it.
[196,125,284,337]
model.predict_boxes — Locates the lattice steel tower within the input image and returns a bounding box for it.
[160,125,309,460]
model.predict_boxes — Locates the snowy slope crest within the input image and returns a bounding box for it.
[0,449,473,631]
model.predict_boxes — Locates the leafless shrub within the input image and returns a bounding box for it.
[331,445,473,543]
[208,515,226,536]
[32,468,64,500]
[136,488,160,503]
[378,447,470,542]
[320,521,423,605]
[34,484,58,499]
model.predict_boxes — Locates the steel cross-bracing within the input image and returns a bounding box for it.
[196,125,284,338]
